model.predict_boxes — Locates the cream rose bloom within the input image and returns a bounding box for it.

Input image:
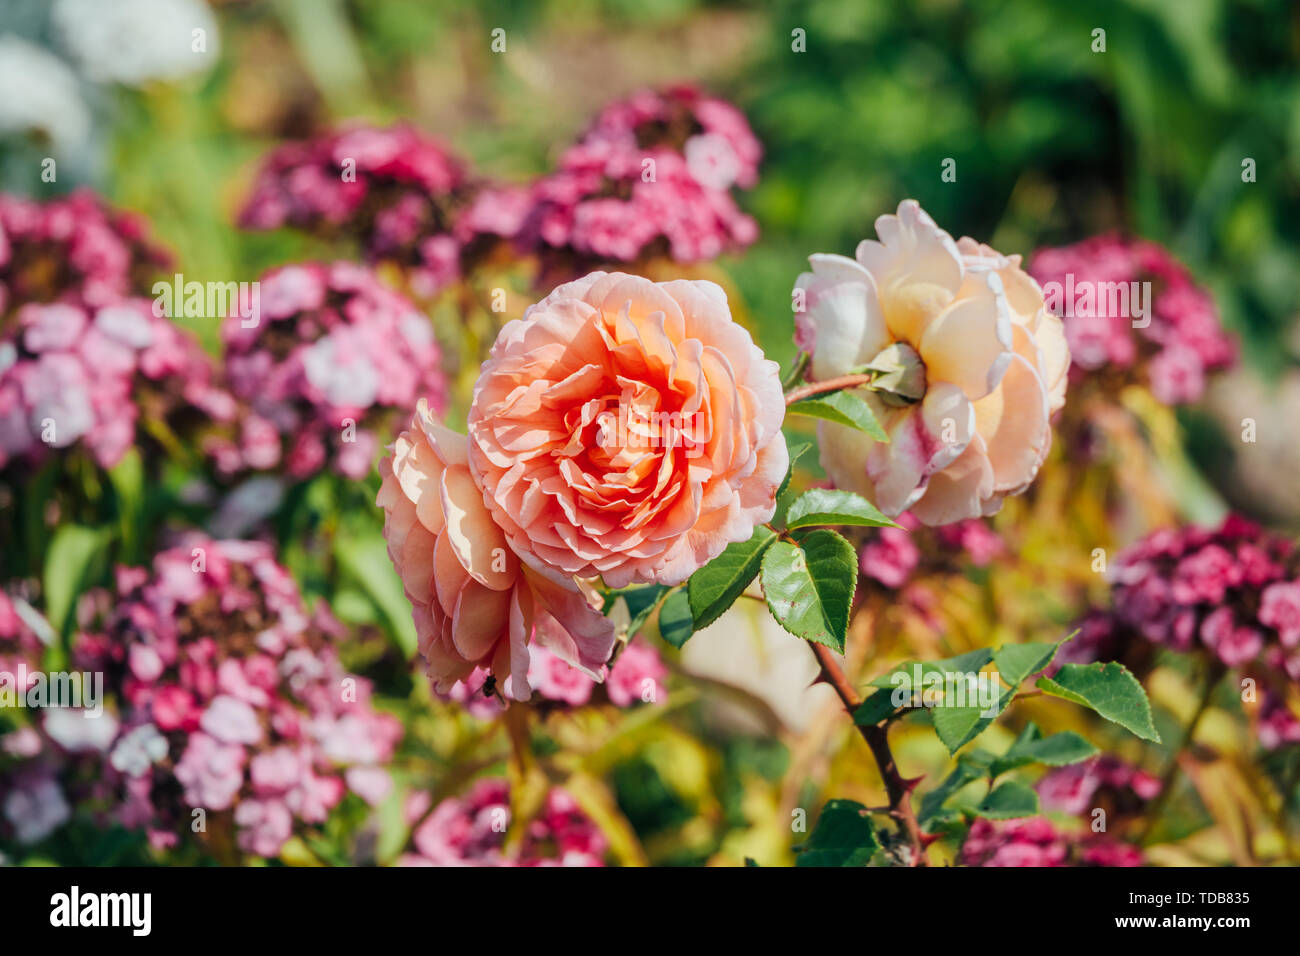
[794,200,1069,524]
[467,272,788,588]
[377,399,616,701]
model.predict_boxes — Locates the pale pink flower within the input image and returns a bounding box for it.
[467,272,788,587]
[377,399,617,701]
[795,201,1069,524]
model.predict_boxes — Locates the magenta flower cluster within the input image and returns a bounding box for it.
[1036,756,1162,817]
[4,539,402,857]
[0,192,231,471]
[403,779,606,866]
[215,261,447,480]
[962,756,1158,867]
[1028,234,1235,404]
[523,86,761,269]
[0,189,170,312]
[859,511,1005,590]
[238,88,762,291]
[239,124,469,299]
[440,639,668,718]
[960,817,1143,867]
[1072,515,1300,749]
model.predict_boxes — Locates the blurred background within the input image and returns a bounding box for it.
[4,0,1298,518]
[1,0,1298,867]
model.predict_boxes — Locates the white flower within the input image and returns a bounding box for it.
[52,0,219,86]
[109,723,169,777]
[0,34,91,154]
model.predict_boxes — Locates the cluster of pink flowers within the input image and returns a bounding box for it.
[0,189,171,312]
[215,261,446,480]
[961,817,1143,867]
[859,511,1005,590]
[1037,756,1162,817]
[961,756,1155,867]
[238,92,762,292]
[521,87,760,271]
[403,779,606,866]
[1067,515,1300,749]
[0,193,232,471]
[1108,516,1296,670]
[437,640,668,717]
[3,538,402,858]
[239,124,471,298]
[1028,235,1235,404]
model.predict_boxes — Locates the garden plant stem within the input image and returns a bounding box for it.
[809,641,929,865]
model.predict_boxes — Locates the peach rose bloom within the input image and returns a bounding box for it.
[794,200,1069,524]
[468,272,788,588]
[377,398,616,701]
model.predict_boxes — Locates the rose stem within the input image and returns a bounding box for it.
[783,373,875,405]
[809,641,929,866]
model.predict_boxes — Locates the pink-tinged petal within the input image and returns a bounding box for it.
[433,530,470,616]
[973,353,1050,494]
[1028,310,1069,414]
[918,271,1013,401]
[867,383,973,516]
[440,466,518,590]
[528,570,617,677]
[415,397,469,468]
[451,580,511,662]
[492,606,533,702]
[909,434,995,525]
[794,256,890,380]
[392,433,444,508]
[398,523,437,605]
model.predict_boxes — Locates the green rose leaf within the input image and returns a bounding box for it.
[787,389,887,441]
[777,439,813,499]
[761,530,857,653]
[975,780,1041,820]
[992,640,1063,689]
[991,725,1099,777]
[868,648,993,690]
[687,525,778,631]
[1035,662,1162,742]
[656,587,695,649]
[918,752,993,824]
[786,489,898,530]
[796,799,879,867]
[853,689,903,726]
[607,583,669,639]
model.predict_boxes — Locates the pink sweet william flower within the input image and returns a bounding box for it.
[220,261,447,480]
[520,87,761,276]
[860,524,921,589]
[467,272,788,588]
[1260,581,1300,648]
[527,644,595,707]
[605,641,667,707]
[0,537,404,859]
[377,398,617,702]
[795,201,1070,525]
[239,123,469,299]
[405,779,606,867]
[961,818,1141,867]
[1028,234,1235,405]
